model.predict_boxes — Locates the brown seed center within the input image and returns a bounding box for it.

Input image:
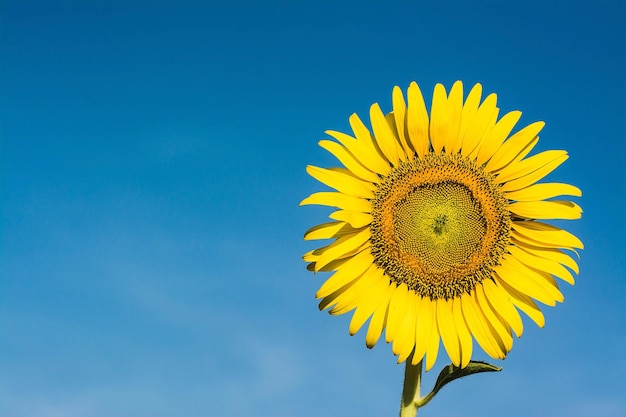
[370,153,511,300]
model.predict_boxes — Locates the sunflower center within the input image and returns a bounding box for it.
[394,181,487,273]
[370,153,510,300]
[432,214,448,235]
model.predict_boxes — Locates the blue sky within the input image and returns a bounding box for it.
[1,1,624,416]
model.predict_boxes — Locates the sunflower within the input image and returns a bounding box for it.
[301,81,582,370]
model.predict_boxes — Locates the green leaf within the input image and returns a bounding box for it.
[417,361,502,407]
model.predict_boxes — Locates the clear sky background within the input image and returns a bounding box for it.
[1,1,625,416]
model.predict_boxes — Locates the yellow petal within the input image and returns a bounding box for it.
[308,233,365,257]
[370,102,405,165]
[437,298,461,367]
[314,228,371,273]
[499,154,569,192]
[384,112,401,154]
[505,136,539,170]
[509,200,583,220]
[443,81,464,154]
[424,321,440,371]
[505,182,582,201]
[386,283,410,343]
[303,249,318,263]
[325,129,390,175]
[392,86,414,157]
[496,150,568,184]
[475,110,522,166]
[508,245,575,285]
[535,270,563,298]
[496,277,545,328]
[365,287,394,348]
[485,121,545,172]
[463,94,499,159]
[329,210,373,228]
[511,230,567,251]
[306,165,374,199]
[349,268,391,335]
[329,266,380,315]
[315,248,374,298]
[495,256,556,306]
[406,81,430,158]
[513,238,579,274]
[460,290,505,359]
[494,254,563,306]
[512,221,584,249]
[318,274,360,311]
[452,297,473,368]
[456,83,482,154]
[304,221,354,241]
[349,113,390,172]
[482,278,524,338]
[412,296,435,365]
[300,191,371,213]
[429,83,449,154]
[394,292,419,363]
[318,139,381,183]
[306,257,349,273]
[475,284,513,353]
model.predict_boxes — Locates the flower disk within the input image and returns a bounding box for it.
[301,81,583,370]
[370,153,510,301]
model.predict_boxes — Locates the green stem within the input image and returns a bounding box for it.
[399,357,422,417]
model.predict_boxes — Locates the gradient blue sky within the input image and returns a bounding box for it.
[1,1,625,416]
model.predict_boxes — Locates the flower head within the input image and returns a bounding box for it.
[302,81,583,370]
